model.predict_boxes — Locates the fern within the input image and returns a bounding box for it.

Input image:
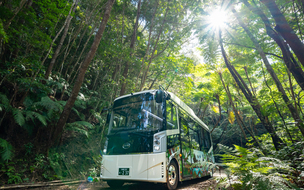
[0,138,14,162]
[218,144,298,189]
[0,93,10,111]
[12,108,25,126]
[25,111,47,126]
[34,96,62,112]
[65,121,93,138]
[74,99,87,109]
[34,96,63,119]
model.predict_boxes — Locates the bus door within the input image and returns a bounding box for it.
[180,117,192,177]
[189,126,203,177]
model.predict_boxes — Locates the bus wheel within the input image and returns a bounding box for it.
[167,161,179,190]
[209,167,214,178]
[107,180,124,188]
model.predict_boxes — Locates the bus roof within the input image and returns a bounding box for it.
[114,90,209,131]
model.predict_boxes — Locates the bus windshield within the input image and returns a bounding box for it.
[105,92,165,155]
[109,93,164,134]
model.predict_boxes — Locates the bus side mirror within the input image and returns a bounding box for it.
[106,113,111,124]
[155,90,163,103]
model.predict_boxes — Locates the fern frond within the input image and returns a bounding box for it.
[65,121,93,138]
[74,99,87,109]
[267,173,295,190]
[257,157,294,173]
[33,112,47,126]
[12,108,25,126]
[25,111,47,126]
[0,93,10,112]
[23,96,34,108]
[34,96,62,112]
[71,121,93,129]
[0,93,9,107]
[57,101,66,106]
[65,125,88,138]
[72,107,81,118]
[0,138,14,162]
[218,143,237,154]
[25,110,35,121]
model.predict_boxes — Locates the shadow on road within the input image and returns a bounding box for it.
[92,176,212,190]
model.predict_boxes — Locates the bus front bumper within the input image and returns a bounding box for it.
[100,152,166,183]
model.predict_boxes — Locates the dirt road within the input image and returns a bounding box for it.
[61,170,226,190]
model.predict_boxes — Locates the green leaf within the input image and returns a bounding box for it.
[0,138,14,162]
[12,108,25,126]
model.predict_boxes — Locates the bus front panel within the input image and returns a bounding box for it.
[101,152,166,183]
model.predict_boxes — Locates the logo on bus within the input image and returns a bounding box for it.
[122,142,131,149]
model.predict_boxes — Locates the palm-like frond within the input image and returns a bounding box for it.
[65,121,93,138]
[25,111,47,126]
[12,108,25,126]
[34,96,63,119]
[0,93,10,111]
[0,138,14,162]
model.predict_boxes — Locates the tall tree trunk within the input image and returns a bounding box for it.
[261,63,295,143]
[242,0,304,91]
[4,0,27,29]
[119,0,142,96]
[260,0,304,67]
[210,94,222,134]
[219,74,247,140]
[243,66,256,97]
[45,3,76,79]
[52,0,116,146]
[69,29,96,85]
[233,8,304,137]
[140,2,169,91]
[134,1,158,91]
[219,30,284,150]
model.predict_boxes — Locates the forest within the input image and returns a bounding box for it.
[0,0,304,189]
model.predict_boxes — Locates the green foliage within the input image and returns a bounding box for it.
[0,93,9,111]
[218,144,298,189]
[1,162,22,184]
[0,138,14,162]
[12,108,25,127]
[65,121,93,138]
[0,20,8,43]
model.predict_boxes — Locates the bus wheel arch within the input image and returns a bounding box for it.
[167,160,179,190]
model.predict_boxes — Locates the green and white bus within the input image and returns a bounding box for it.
[100,89,214,189]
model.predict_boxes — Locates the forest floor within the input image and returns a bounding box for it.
[23,170,229,190]
[0,169,228,190]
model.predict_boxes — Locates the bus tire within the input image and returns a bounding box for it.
[107,180,124,188]
[209,167,214,178]
[167,161,179,190]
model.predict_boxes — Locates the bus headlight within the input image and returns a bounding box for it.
[154,145,160,151]
[154,135,160,145]
[153,131,166,153]
[154,135,161,152]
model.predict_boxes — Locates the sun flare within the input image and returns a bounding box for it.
[208,9,228,29]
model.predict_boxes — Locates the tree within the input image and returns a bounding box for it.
[219,30,284,150]
[261,0,304,68]
[52,0,116,145]
[232,8,304,137]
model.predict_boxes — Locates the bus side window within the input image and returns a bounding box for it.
[205,131,211,149]
[189,127,200,150]
[166,102,177,130]
[167,134,180,149]
[200,128,211,150]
